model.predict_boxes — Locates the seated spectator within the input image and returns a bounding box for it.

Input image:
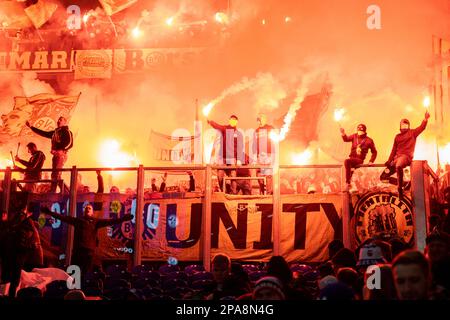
[207,253,231,300]
[16,287,42,300]
[337,267,360,298]
[252,276,285,300]
[64,289,86,300]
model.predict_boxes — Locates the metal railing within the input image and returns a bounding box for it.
[0,161,439,269]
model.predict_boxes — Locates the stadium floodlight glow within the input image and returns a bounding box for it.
[285,16,292,23]
[215,12,229,24]
[262,19,266,25]
[132,26,142,38]
[166,16,174,27]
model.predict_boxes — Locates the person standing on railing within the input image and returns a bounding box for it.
[340,124,377,191]
[207,115,244,194]
[40,204,132,274]
[253,114,276,195]
[380,111,430,198]
[26,116,73,193]
[14,142,45,192]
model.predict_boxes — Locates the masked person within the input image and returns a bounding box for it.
[207,115,244,194]
[41,204,132,273]
[380,111,430,198]
[26,116,73,193]
[253,114,276,194]
[340,124,377,190]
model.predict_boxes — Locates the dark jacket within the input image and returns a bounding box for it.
[16,150,46,180]
[44,209,132,251]
[342,133,377,162]
[253,124,275,156]
[11,216,42,252]
[208,120,244,164]
[31,125,73,152]
[387,120,428,163]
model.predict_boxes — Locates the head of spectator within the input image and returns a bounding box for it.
[363,264,397,300]
[267,256,292,287]
[328,239,344,259]
[211,254,231,287]
[356,242,387,273]
[57,116,67,128]
[389,237,409,260]
[318,275,338,291]
[83,204,94,218]
[16,287,42,300]
[337,267,359,293]
[332,248,357,272]
[82,185,90,193]
[318,261,335,278]
[319,281,354,300]
[392,250,430,300]
[429,214,442,232]
[252,276,285,300]
[228,115,238,128]
[26,142,38,155]
[425,231,450,264]
[110,186,120,193]
[64,290,86,300]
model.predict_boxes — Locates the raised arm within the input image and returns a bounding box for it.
[96,213,133,228]
[40,206,77,225]
[207,120,226,131]
[28,123,54,139]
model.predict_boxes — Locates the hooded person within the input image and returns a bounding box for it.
[340,123,377,190]
[380,111,430,198]
[207,115,245,194]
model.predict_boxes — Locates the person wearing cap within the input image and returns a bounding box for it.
[380,110,430,197]
[253,114,276,194]
[340,123,377,190]
[207,115,244,194]
[14,142,46,192]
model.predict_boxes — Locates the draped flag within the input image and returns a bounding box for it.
[149,130,200,165]
[0,1,33,29]
[24,0,58,29]
[98,0,137,16]
[0,93,80,137]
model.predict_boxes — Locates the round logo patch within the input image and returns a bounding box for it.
[354,192,414,245]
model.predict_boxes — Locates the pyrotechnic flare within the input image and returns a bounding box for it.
[166,16,174,26]
[422,96,430,109]
[334,108,346,127]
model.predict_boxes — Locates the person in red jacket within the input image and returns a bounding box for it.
[380,111,430,197]
[26,116,73,193]
[207,115,245,194]
[340,124,377,190]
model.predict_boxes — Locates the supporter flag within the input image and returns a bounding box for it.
[0,93,80,137]
[0,1,33,29]
[98,0,137,16]
[149,130,199,165]
[24,0,58,29]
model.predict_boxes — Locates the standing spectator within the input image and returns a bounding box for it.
[26,117,73,192]
[392,250,431,300]
[207,115,244,194]
[253,114,276,194]
[14,142,45,192]
[380,111,430,198]
[340,124,377,190]
[41,204,132,274]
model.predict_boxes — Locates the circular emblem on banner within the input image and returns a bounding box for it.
[145,52,165,68]
[77,51,111,77]
[354,192,414,245]
[110,200,122,214]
